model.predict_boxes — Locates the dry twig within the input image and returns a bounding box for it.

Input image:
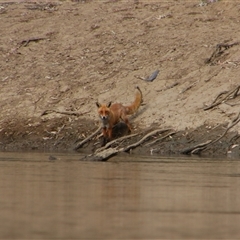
[204,85,240,110]
[41,109,89,117]
[181,111,240,155]
[18,37,47,48]
[181,140,212,155]
[205,41,240,65]
[74,126,102,150]
[145,130,176,147]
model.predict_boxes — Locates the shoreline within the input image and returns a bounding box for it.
[0,1,240,159]
[0,115,239,159]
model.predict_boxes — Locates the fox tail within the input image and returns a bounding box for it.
[125,86,143,115]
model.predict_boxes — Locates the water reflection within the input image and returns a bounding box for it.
[0,152,239,239]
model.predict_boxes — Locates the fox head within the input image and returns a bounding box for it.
[96,102,112,123]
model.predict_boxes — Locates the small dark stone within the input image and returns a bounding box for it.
[49,155,57,161]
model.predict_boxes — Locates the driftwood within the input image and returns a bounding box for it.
[83,128,170,161]
[204,85,240,110]
[181,111,240,155]
[82,148,119,161]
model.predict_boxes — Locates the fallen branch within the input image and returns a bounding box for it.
[181,111,240,155]
[25,3,58,11]
[41,109,89,117]
[225,101,240,107]
[180,80,198,94]
[210,110,240,146]
[229,133,240,144]
[82,147,119,161]
[181,140,212,155]
[121,128,170,152]
[74,126,102,150]
[82,128,170,161]
[95,132,139,153]
[204,85,240,110]
[145,130,177,147]
[205,41,240,65]
[205,68,222,82]
[18,37,47,48]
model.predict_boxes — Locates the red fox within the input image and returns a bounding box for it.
[96,86,143,146]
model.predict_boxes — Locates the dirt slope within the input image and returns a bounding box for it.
[0,0,240,155]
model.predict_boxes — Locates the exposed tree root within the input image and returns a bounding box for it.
[41,109,90,117]
[181,140,212,155]
[82,128,170,161]
[95,132,139,153]
[181,111,240,155]
[145,130,176,147]
[74,126,101,150]
[78,109,240,159]
[204,85,240,110]
[120,129,169,152]
[180,80,199,94]
[205,41,240,65]
[18,37,47,48]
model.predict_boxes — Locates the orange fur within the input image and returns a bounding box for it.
[96,86,142,146]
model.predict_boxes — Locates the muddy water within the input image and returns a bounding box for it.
[0,152,240,239]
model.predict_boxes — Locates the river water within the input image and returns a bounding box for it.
[0,152,240,239]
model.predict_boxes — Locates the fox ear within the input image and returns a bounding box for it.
[96,102,101,108]
[107,101,112,108]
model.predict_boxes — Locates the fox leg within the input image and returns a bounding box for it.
[102,137,107,147]
[102,127,108,138]
[107,127,113,140]
[121,115,132,133]
[101,127,112,146]
[102,127,108,146]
